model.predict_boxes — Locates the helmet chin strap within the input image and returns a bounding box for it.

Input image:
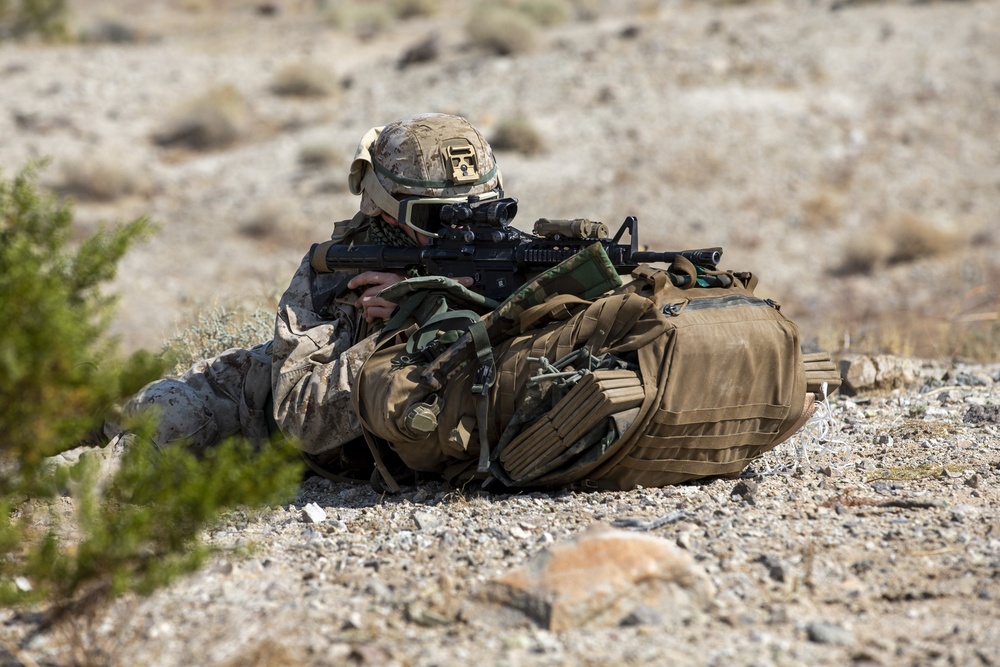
[348,126,401,220]
[361,166,402,220]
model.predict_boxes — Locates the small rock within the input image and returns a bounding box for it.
[870,481,894,495]
[619,604,663,627]
[872,434,893,447]
[509,525,532,539]
[806,620,853,645]
[964,474,981,489]
[301,502,327,524]
[964,404,1000,425]
[857,458,878,471]
[731,479,758,504]
[954,371,991,387]
[756,554,787,583]
[412,509,443,531]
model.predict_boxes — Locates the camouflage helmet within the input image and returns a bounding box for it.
[349,113,503,219]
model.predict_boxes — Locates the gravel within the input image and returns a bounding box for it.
[2,1,999,664]
[3,360,998,666]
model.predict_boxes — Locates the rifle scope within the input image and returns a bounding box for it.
[440,197,518,227]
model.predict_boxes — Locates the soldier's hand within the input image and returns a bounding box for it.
[348,271,407,323]
[347,272,475,323]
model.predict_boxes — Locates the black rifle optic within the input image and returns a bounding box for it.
[319,197,723,302]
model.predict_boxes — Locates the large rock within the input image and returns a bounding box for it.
[838,354,919,394]
[480,525,716,631]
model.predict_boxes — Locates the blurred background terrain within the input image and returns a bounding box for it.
[2,0,998,360]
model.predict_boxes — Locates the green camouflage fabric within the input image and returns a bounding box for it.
[377,275,499,347]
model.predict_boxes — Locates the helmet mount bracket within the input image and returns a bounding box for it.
[441,140,480,184]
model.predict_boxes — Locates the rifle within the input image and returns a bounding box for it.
[316,197,723,302]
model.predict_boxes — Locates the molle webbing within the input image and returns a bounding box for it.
[802,351,842,395]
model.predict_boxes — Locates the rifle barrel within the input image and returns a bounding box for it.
[631,247,722,267]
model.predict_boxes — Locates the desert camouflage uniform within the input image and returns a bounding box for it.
[270,214,388,468]
[119,215,388,465]
[118,113,503,475]
[120,343,273,453]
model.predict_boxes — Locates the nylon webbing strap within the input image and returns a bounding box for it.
[360,428,401,494]
[468,320,496,473]
[405,310,483,358]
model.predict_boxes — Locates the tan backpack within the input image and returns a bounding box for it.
[352,245,839,492]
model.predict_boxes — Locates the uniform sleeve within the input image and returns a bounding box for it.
[270,253,377,457]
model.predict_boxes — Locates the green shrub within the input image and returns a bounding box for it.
[0,163,162,468]
[516,0,571,27]
[325,3,393,40]
[0,0,68,40]
[1,436,302,616]
[0,164,303,643]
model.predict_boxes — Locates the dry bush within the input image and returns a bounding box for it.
[167,305,275,376]
[56,155,149,202]
[885,211,958,265]
[490,115,545,155]
[270,61,339,98]
[660,147,723,189]
[237,200,315,248]
[800,191,844,230]
[568,0,601,21]
[77,19,141,44]
[398,31,440,68]
[153,84,251,151]
[297,142,340,170]
[221,640,302,667]
[389,0,439,19]
[834,212,959,276]
[835,228,894,276]
[466,6,539,56]
[237,201,292,242]
[325,3,393,40]
[516,0,571,26]
[839,309,1000,362]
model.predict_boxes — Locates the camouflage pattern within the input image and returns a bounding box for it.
[118,343,273,453]
[270,238,379,457]
[112,115,504,470]
[114,217,380,461]
[350,113,503,217]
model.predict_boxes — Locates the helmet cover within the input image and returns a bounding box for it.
[349,113,503,218]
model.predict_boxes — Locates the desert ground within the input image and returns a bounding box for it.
[2,0,999,665]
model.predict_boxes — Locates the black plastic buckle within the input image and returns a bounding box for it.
[471,365,494,396]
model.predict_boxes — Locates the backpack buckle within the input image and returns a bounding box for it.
[471,365,494,396]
